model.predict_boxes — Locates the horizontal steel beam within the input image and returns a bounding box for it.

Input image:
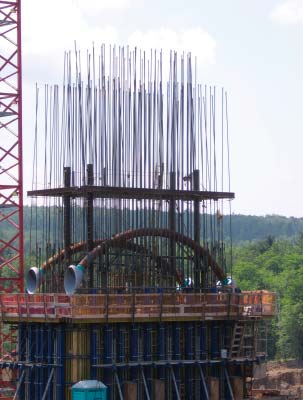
[92,357,262,368]
[28,185,235,202]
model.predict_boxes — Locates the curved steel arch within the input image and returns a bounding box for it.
[41,238,172,274]
[35,228,225,291]
[77,228,226,281]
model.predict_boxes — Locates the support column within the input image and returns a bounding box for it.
[25,324,34,400]
[158,324,165,380]
[200,322,207,360]
[211,323,220,359]
[47,325,54,400]
[56,325,65,400]
[116,325,124,363]
[34,325,43,399]
[169,171,176,287]
[173,323,181,392]
[185,323,194,399]
[87,164,94,289]
[193,169,200,289]
[104,325,113,397]
[63,167,71,267]
[18,324,26,400]
[130,324,139,383]
[200,322,208,399]
[143,323,152,394]
[90,324,98,380]
[116,324,124,392]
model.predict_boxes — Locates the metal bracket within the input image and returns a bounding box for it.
[114,371,124,400]
[224,367,235,400]
[41,367,54,400]
[197,363,210,400]
[170,365,181,400]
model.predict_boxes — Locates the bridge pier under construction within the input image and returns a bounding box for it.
[0,45,276,399]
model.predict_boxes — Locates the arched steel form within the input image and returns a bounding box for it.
[62,228,226,294]
[78,228,226,282]
[30,228,226,293]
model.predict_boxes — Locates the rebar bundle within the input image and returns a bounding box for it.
[29,45,232,294]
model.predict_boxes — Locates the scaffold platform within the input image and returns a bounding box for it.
[0,291,276,323]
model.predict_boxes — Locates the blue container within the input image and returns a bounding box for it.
[72,380,107,400]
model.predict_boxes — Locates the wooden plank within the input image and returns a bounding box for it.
[152,379,165,400]
[208,377,220,400]
[72,331,78,382]
[231,377,244,400]
[124,381,137,400]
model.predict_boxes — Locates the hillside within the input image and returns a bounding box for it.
[227,214,303,243]
[13,207,303,244]
[3,207,303,256]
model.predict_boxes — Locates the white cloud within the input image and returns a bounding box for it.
[75,0,135,8]
[128,28,216,67]
[271,0,303,24]
[22,0,120,83]
[22,2,216,85]
[23,1,119,56]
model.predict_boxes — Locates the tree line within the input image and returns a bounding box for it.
[232,235,303,359]
[3,207,303,252]
[2,207,303,359]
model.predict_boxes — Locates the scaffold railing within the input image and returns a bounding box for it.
[0,291,276,322]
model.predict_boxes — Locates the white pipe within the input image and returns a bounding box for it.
[64,264,85,295]
[26,267,44,294]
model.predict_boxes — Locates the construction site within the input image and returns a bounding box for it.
[0,1,277,399]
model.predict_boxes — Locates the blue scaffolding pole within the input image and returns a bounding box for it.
[185,323,194,399]
[47,324,54,400]
[143,323,152,397]
[173,323,181,394]
[104,324,113,397]
[56,325,65,400]
[157,324,165,381]
[130,324,139,384]
[90,324,98,380]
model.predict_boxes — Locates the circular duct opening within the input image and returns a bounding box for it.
[64,265,83,295]
[26,267,40,294]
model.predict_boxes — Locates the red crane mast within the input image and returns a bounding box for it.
[0,0,23,293]
[0,0,23,397]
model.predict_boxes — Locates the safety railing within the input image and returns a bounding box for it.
[0,291,276,321]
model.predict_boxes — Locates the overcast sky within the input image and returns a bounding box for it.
[21,0,303,217]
